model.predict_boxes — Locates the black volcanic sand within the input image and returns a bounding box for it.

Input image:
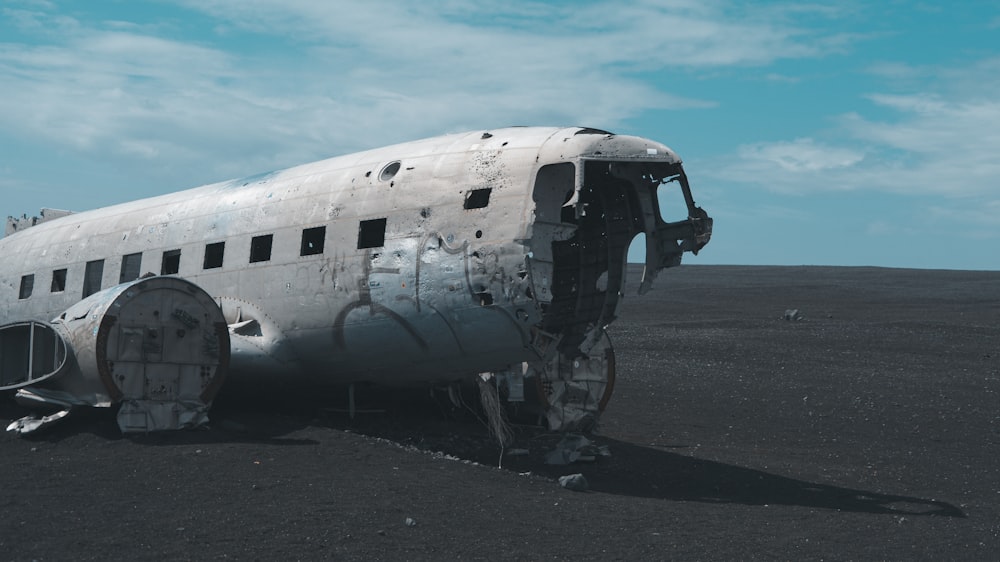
[2,265,998,560]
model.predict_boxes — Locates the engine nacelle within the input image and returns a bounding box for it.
[1,277,230,432]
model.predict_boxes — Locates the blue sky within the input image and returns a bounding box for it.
[1,1,997,270]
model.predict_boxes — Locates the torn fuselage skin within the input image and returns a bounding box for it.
[519,134,711,430]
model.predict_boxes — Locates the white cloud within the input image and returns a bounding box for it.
[715,58,1000,199]
[180,0,840,67]
[738,138,864,173]
[0,0,856,195]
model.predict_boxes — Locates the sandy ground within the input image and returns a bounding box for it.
[1,265,998,561]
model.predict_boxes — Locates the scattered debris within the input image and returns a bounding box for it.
[6,409,71,435]
[784,309,803,321]
[405,517,417,527]
[558,473,589,492]
[477,374,513,449]
[545,434,611,465]
[5,208,74,236]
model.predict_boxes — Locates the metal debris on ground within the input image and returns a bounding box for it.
[558,473,589,492]
[544,434,611,465]
[477,374,513,449]
[6,410,71,435]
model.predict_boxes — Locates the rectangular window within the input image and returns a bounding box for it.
[250,234,273,263]
[18,275,34,300]
[300,226,326,256]
[161,249,181,275]
[204,242,225,269]
[120,253,142,283]
[51,269,67,293]
[357,218,387,249]
[464,188,492,209]
[82,259,105,298]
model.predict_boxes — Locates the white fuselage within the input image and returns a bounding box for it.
[1,127,706,390]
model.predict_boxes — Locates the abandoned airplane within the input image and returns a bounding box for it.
[0,127,711,434]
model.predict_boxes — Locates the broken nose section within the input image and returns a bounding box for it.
[639,171,712,294]
[519,159,711,432]
[3,276,230,434]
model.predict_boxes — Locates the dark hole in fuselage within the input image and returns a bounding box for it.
[464,188,492,210]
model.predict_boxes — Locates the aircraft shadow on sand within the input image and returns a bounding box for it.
[1,390,964,519]
[529,438,965,518]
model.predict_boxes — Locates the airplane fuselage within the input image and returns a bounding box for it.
[1,127,711,431]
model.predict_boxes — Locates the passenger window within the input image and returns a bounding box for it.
[82,259,105,298]
[161,249,181,275]
[204,242,225,269]
[18,274,34,300]
[120,253,142,283]
[51,269,67,293]
[357,218,387,249]
[464,188,492,210]
[250,234,273,263]
[300,227,326,256]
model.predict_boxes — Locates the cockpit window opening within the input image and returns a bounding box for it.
[656,175,689,224]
